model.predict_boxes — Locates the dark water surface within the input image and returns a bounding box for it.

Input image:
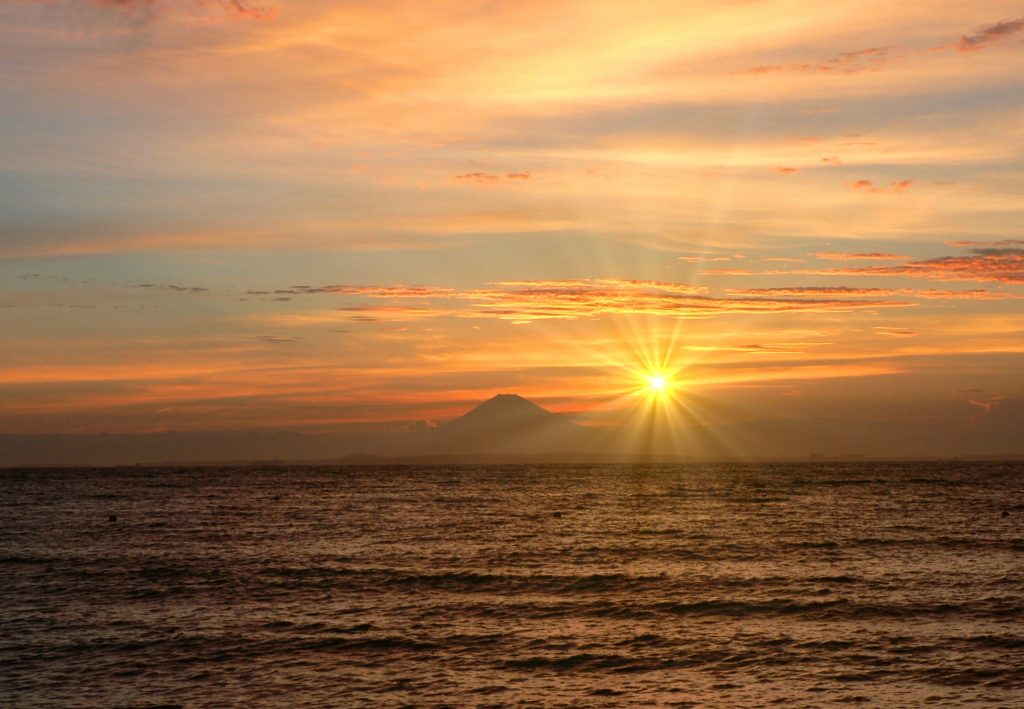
[2,462,1023,707]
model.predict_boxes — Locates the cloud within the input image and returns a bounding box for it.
[726,286,1019,300]
[743,17,1021,80]
[874,327,917,338]
[490,279,709,295]
[333,306,441,322]
[678,255,734,263]
[746,47,891,75]
[454,172,531,185]
[969,398,996,414]
[133,283,210,293]
[775,167,799,174]
[702,268,759,276]
[682,343,808,354]
[259,278,914,325]
[462,283,909,322]
[814,252,910,261]
[847,179,914,193]
[253,335,297,344]
[96,0,274,20]
[840,246,1024,284]
[455,172,502,184]
[290,284,458,298]
[717,244,1024,285]
[394,279,903,321]
[729,287,894,297]
[948,239,1024,248]
[955,17,1024,52]
[31,0,277,22]
[140,274,954,319]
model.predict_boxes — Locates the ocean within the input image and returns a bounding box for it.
[1,462,1022,707]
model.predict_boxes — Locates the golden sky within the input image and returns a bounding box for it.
[1,0,1022,450]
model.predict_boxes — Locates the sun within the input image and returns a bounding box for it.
[641,371,674,401]
[616,333,689,408]
[646,373,668,394]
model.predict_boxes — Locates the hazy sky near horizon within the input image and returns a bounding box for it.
[2,0,1023,445]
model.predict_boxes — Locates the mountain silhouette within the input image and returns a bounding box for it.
[445,393,553,430]
[426,393,590,454]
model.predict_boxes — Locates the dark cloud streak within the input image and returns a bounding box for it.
[956,17,1024,51]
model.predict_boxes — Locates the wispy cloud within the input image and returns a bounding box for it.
[746,47,891,75]
[682,343,812,354]
[847,179,914,193]
[836,246,1024,284]
[286,285,459,299]
[728,286,1020,300]
[874,327,917,337]
[490,279,708,295]
[714,244,1024,285]
[334,306,440,322]
[253,335,297,345]
[454,173,502,184]
[35,0,275,22]
[466,286,911,322]
[745,17,1023,80]
[948,239,1024,248]
[678,255,736,263]
[263,278,912,324]
[133,283,210,293]
[954,17,1024,52]
[814,252,910,261]
[454,172,532,185]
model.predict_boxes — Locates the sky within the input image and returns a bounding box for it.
[1,0,1023,453]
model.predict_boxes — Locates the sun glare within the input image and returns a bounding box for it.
[640,370,679,403]
[647,373,668,394]
[617,332,689,408]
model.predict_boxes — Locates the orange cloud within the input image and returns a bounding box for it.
[702,268,757,276]
[420,280,902,321]
[727,286,1020,300]
[847,179,914,193]
[874,327,917,337]
[716,244,1024,285]
[491,279,708,295]
[814,252,910,261]
[678,255,733,263]
[454,172,531,185]
[746,47,891,75]
[256,278,913,325]
[948,239,1024,248]
[463,287,909,321]
[334,306,440,322]
[683,343,807,354]
[838,247,1024,284]
[775,167,799,174]
[455,172,502,184]
[289,285,459,299]
[744,17,1022,79]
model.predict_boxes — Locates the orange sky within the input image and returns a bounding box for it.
[1,0,1022,451]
